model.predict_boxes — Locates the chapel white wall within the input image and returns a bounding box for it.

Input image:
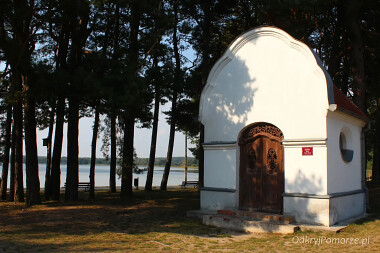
[199,27,366,226]
[284,145,327,195]
[204,147,237,189]
[201,31,330,144]
[283,197,330,226]
[329,193,365,225]
[326,111,365,193]
[200,191,237,210]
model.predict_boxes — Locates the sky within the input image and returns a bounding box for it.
[36,102,195,159]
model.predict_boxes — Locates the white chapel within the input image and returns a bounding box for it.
[199,26,368,226]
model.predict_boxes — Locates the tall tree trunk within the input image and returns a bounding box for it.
[65,98,79,201]
[44,103,55,200]
[184,131,188,183]
[9,123,16,201]
[108,2,118,194]
[161,1,180,191]
[14,102,24,202]
[372,100,380,182]
[121,117,135,198]
[0,105,12,200]
[24,91,41,206]
[120,0,139,198]
[143,1,162,191]
[49,6,69,201]
[198,0,211,188]
[327,0,345,88]
[346,0,369,184]
[346,0,367,112]
[145,77,160,191]
[160,92,177,191]
[64,0,89,202]
[50,97,65,200]
[13,72,24,203]
[113,1,120,59]
[89,105,100,199]
[109,110,117,193]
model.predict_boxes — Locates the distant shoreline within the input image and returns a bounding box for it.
[35,156,199,168]
[36,162,199,170]
[136,165,199,169]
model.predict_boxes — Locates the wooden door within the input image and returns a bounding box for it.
[239,123,284,213]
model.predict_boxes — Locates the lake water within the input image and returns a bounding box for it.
[10,164,198,188]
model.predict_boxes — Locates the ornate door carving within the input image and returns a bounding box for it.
[239,123,284,213]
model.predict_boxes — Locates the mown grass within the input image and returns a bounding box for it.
[0,187,379,252]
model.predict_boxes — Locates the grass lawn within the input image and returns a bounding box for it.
[0,187,379,252]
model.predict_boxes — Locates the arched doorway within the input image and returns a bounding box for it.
[239,123,284,213]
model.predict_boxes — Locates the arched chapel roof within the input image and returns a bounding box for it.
[200,26,368,123]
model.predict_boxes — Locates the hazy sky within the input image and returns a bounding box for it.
[36,102,195,158]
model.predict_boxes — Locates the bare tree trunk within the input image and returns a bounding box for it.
[327,0,345,88]
[9,123,15,201]
[346,0,367,112]
[108,1,119,194]
[145,82,160,191]
[14,103,24,202]
[44,103,55,200]
[13,72,24,203]
[143,1,162,191]
[0,105,12,200]
[109,110,117,193]
[121,117,134,199]
[65,98,79,201]
[198,0,211,189]
[120,0,139,198]
[161,1,180,191]
[50,97,65,200]
[24,91,41,206]
[64,0,89,202]
[184,131,188,183]
[89,105,100,199]
[372,100,380,182]
[160,92,177,191]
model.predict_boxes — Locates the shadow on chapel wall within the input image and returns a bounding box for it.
[205,52,257,142]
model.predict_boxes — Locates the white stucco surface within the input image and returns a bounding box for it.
[199,26,367,226]
[326,111,365,193]
[200,27,330,143]
[284,145,328,195]
[200,191,237,210]
[284,197,330,226]
[329,193,365,225]
[204,147,237,189]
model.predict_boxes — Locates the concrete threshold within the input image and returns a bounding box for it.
[297,223,346,233]
[298,213,368,233]
[203,214,299,234]
[187,210,367,234]
[188,209,299,234]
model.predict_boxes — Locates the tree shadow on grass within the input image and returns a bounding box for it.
[352,214,380,226]
[0,189,228,240]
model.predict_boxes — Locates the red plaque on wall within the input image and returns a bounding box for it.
[302,147,313,156]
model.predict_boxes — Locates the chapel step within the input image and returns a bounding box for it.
[203,214,299,234]
[217,210,295,224]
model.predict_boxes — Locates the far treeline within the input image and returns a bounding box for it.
[0,1,379,206]
[35,156,199,168]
